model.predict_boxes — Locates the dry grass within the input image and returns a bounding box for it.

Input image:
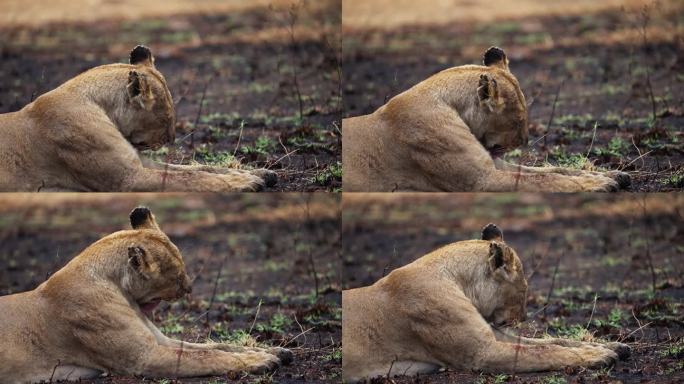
[343,0,673,30]
[0,0,301,27]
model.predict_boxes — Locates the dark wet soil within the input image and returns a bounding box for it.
[0,194,342,383]
[0,0,341,192]
[343,6,684,192]
[342,193,684,383]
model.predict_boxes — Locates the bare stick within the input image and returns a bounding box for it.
[638,3,658,125]
[248,299,263,335]
[638,195,658,294]
[232,119,246,157]
[544,79,565,148]
[191,75,213,149]
[586,121,599,159]
[287,2,305,121]
[49,360,60,383]
[586,292,599,329]
[205,251,229,326]
[544,252,562,317]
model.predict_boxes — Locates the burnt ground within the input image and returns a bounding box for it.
[343,3,684,192]
[0,194,342,383]
[0,0,341,192]
[342,193,684,383]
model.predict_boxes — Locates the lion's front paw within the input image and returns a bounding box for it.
[267,347,294,365]
[251,168,278,188]
[231,173,266,192]
[241,351,281,374]
[578,345,619,369]
[575,175,619,192]
[604,342,631,360]
[604,170,631,189]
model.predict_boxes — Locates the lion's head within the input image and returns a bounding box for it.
[121,45,176,151]
[473,223,528,327]
[122,207,191,315]
[469,47,529,157]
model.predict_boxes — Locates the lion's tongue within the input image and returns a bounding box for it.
[140,300,160,316]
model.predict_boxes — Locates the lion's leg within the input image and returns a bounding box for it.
[481,169,620,192]
[51,125,267,192]
[493,159,630,189]
[141,158,277,187]
[139,345,280,377]
[67,305,285,378]
[406,129,620,192]
[492,328,630,359]
[142,318,292,363]
[125,168,265,192]
[477,342,619,372]
[407,290,619,373]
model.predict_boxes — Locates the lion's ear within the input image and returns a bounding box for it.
[129,45,155,67]
[130,207,161,231]
[128,246,151,279]
[488,242,506,270]
[481,223,503,241]
[488,242,516,274]
[482,46,509,71]
[127,71,155,110]
[477,74,504,113]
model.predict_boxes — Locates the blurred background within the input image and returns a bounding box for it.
[0,0,341,192]
[342,193,683,383]
[343,0,683,192]
[0,193,341,383]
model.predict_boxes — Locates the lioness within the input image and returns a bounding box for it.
[342,224,630,382]
[0,45,275,192]
[342,47,630,192]
[0,207,292,383]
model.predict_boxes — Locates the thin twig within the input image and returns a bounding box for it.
[248,299,263,335]
[205,251,229,326]
[544,79,565,148]
[586,293,599,329]
[544,252,562,317]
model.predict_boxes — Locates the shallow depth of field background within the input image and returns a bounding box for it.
[0,0,341,192]
[342,193,683,383]
[0,193,341,383]
[343,0,683,192]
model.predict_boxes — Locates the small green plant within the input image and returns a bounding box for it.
[222,328,258,347]
[594,307,624,328]
[542,374,567,384]
[323,348,342,362]
[662,170,684,188]
[555,323,590,340]
[593,137,629,158]
[493,374,509,384]
[255,312,292,334]
[241,136,276,156]
[660,340,684,358]
[553,151,593,170]
[314,162,342,186]
[160,314,184,335]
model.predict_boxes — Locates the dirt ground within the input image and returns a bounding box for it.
[342,193,684,383]
[0,193,342,383]
[0,0,341,192]
[343,0,684,192]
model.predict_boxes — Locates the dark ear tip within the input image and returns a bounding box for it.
[483,46,506,66]
[482,223,504,241]
[130,206,151,228]
[130,45,152,65]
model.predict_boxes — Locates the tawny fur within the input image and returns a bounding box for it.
[0,208,292,384]
[342,47,630,192]
[0,45,274,192]
[342,224,629,382]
